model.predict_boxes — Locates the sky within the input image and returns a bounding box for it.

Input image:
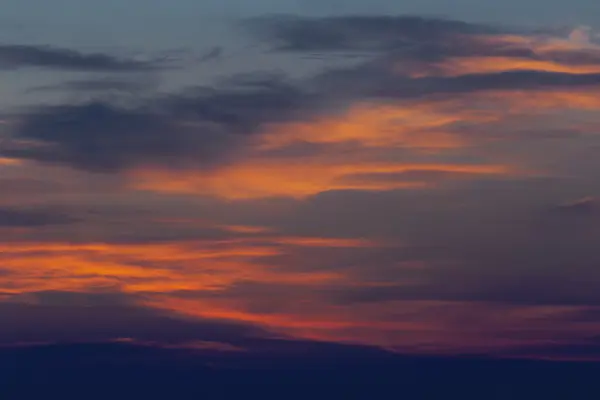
[2,0,600,391]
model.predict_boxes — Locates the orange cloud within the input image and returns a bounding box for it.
[476,31,600,55]
[257,103,479,149]
[391,29,600,79]
[0,157,21,166]
[125,59,600,202]
[1,235,597,357]
[125,99,518,200]
[0,236,377,295]
[4,27,600,361]
[270,236,380,247]
[481,89,600,111]
[130,161,511,199]
[220,225,273,234]
[143,294,600,357]
[430,56,600,76]
[0,236,404,349]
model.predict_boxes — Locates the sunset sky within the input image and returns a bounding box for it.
[2,1,600,392]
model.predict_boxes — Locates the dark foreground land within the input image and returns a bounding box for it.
[1,342,599,399]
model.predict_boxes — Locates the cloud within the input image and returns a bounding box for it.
[0,290,268,345]
[131,160,510,199]
[125,96,518,199]
[2,176,600,355]
[312,59,600,102]
[250,15,600,68]
[568,26,594,46]
[246,15,497,53]
[2,74,315,173]
[3,102,190,173]
[225,175,600,310]
[0,207,76,227]
[3,14,600,360]
[0,236,349,296]
[198,46,223,62]
[28,77,155,94]
[554,196,599,215]
[330,280,600,307]
[0,44,158,72]
[5,16,600,180]
[249,15,600,100]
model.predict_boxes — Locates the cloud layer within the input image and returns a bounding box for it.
[0,44,158,71]
[2,14,600,361]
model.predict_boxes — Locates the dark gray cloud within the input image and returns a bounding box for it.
[7,67,600,174]
[249,15,600,68]
[2,74,316,172]
[554,196,599,215]
[13,290,136,307]
[313,60,600,100]
[3,102,191,173]
[0,290,267,345]
[399,70,600,94]
[198,46,223,62]
[330,279,600,307]
[5,16,600,174]
[0,207,76,227]
[249,14,600,103]
[0,44,158,72]
[237,177,600,308]
[245,15,498,53]
[29,77,154,94]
